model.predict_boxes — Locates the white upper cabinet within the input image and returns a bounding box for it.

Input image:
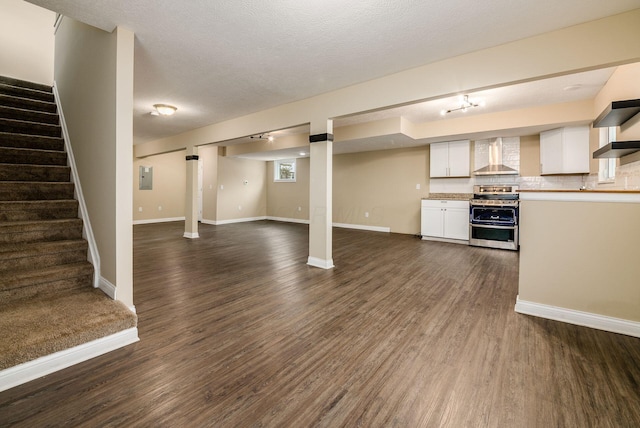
[540,126,590,175]
[429,140,470,178]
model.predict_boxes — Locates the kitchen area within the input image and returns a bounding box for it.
[421,137,522,250]
[420,95,640,337]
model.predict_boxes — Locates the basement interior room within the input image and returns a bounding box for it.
[1,0,639,426]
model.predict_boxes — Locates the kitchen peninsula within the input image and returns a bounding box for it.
[516,189,640,337]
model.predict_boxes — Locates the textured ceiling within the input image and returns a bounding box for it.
[219,67,616,161]
[25,0,640,145]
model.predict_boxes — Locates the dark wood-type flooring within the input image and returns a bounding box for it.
[1,221,639,427]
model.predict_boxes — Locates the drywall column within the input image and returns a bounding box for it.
[307,120,334,269]
[114,26,135,309]
[184,146,200,238]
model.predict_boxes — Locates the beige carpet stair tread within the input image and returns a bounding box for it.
[0,288,137,370]
[0,218,82,230]
[0,261,93,290]
[0,239,86,255]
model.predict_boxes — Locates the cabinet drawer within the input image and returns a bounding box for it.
[421,199,469,209]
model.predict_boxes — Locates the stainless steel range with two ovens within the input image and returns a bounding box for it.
[469,185,519,251]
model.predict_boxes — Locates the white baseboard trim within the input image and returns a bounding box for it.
[307,256,335,269]
[515,296,640,338]
[266,216,310,225]
[421,236,469,245]
[96,277,136,314]
[133,217,185,225]
[205,216,267,225]
[98,276,116,299]
[333,222,391,233]
[200,217,389,234]
[54,83,101,289]
[183,232,200,239]
[0,327,139,393]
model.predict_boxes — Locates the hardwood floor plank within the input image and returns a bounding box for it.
[1,220,639,427]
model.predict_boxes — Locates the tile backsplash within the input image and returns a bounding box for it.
[429,174,588,193]
[430,136,640,193]
[585,161,640,190]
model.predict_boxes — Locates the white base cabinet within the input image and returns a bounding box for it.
[421,199,469,243]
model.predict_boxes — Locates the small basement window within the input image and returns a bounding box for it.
[274,159,296,182]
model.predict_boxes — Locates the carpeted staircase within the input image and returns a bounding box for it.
[0,76,137,371]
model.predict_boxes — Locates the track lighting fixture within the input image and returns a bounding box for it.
[250,134,274,142]
[440,95,485,116]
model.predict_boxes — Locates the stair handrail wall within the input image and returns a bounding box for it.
[52,82,102,291]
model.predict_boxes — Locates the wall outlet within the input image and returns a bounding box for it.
[220,184,224,190]
[209,184,212,190]
[365,212,369,218]
[298,206,302,212]
[158,206,162,211]
[138,207,142,212]
[238,205,242,211]
[416,183,421,190]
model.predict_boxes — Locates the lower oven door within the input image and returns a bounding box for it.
[469,223,519,251]
[470,206,517,226]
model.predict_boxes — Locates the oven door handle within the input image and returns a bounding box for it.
[470,224,517,230]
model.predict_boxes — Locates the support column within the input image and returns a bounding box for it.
[307,120,334,269]
[184,145,199,239]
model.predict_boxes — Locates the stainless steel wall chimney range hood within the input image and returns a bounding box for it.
[473,138,519,176]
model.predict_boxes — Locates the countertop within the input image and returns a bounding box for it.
[422,193,473,201]
[519,189,640,203]
[519,189,640,194]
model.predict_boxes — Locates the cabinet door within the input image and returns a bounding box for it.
[443,208,470,240]
[447,140,470,177]
[540,128,563,175]
[429,143,449,178]
[421,207,444,237]
[562,126,589,174]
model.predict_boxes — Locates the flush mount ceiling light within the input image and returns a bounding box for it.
[563,84,583,91]
[250,133,274,142]
[151,104,177,116]
[440,95,485,116]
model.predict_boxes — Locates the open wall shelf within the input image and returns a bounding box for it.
[593,141,640,158]
[592,99,640,128]
[592,99,640,159]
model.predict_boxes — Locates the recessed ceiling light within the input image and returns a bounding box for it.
[299,152,306,156]
[152,104,177,116]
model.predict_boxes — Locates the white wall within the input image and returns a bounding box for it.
[54,17,135,308]
[0,0,54,85]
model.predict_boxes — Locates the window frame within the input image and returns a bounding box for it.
[598,127,616,183]
[274,159,296,182]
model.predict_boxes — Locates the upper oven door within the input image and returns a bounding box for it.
[470,205,518,226]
